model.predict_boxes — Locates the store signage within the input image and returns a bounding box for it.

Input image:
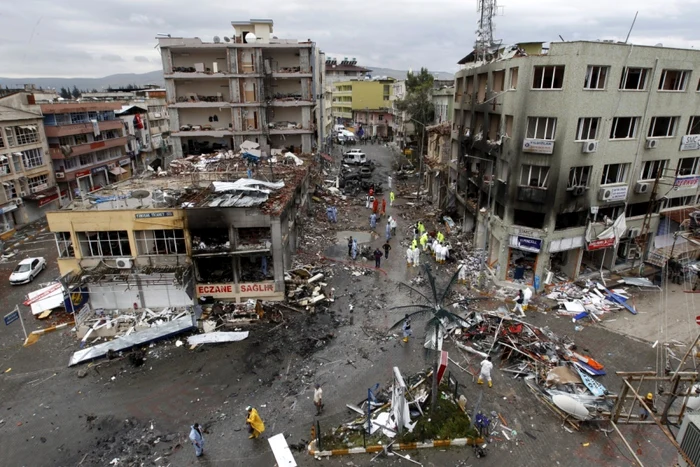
[607,185,628,202]
[240,282,275,295]
[38,190,67,207]
[680,135,700,151]
[522,138,554,155]
[91,166,106,175]
[516,236,542,253]
[673,176,700,190]
[196,283,234,298]
[587,237,615,251]
[107,163,117,170]
[0,203,18,214]
[75,169,91,178]
[134,211,174,219]
[119,158,131,166]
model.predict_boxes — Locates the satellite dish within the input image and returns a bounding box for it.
[130,189,150,206]
[245,32,257,43]
[655,43,663,47]
[213,36,221,43]
[223,36,230,42]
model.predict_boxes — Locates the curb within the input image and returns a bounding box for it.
[7,226,49,251]
[23,322,69,347]
[308,436,485,457]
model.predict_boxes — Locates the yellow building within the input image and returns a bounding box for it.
[331,78,395,123]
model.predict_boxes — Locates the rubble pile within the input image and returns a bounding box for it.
[452,310,612,427]
[77,307,192,343]
[285,265,334,310]
[543,279,638,319]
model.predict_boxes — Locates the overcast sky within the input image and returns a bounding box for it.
[1,0,698,78]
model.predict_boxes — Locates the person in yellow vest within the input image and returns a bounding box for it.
[419,232,429,252]
[246,406,265,439]
[417,221,426,236]
[390,191,395,207]
[437,231,445,243]
[411,238,418,250]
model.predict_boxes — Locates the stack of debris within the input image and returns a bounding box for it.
[285,266,333,310]
[544,280,638,319]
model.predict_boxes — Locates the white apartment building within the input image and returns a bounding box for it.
[157,19,322,156]
[451,41,700,288]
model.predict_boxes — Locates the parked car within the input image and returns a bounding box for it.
[342,151,367,165]
[10,257,46,285]
[359,167,372,178]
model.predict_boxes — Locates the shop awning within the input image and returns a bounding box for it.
[646,240,700,268]
[109,167,127,176]
[660,206,700,225]
[22,185,59,201]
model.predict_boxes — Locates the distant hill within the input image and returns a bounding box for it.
[0,67,454,91]
[0,71,164,91]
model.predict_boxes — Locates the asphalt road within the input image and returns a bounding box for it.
[0,146,678,466]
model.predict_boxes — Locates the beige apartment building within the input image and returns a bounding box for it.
[157,19,324,156]
[451,41,700,289]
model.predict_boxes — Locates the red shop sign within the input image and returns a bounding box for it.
[587,237,615,251]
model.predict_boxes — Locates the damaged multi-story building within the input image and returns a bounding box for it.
[450,41,700,288]
[157,19,324,157]
[46,154,312,307]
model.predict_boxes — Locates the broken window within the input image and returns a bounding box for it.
[595,205,624,221]
[584,66,608,89]
[493,70,505,92]
[513,209,545,229]
[5,125,39,146]
[677,157,700,176]
[526,117,557,140]
[508,67,518,90]
[0,132,4,149]
[21,148,44,169]
[661,196,695,210]
[687,116,700,135]
[237,227,271,251]
[640,160,667,180]
[647,116,678,138]
[658,69,690,91]
[626,202,650,218]
[191,228,230,253]
[77,231,131,257]
[609,117,639,139]
[519,165,549,188]
[134,229,186,255]
[239,254,273,282]
[54,232,74,258]
[495,202,505,219]
[555,211,588,230]
[601,163,630,185]
[619,67,650,90]
[576,118,600,141]
[532,65,565,89]
[195,257,233,283]
[568,166,592,188]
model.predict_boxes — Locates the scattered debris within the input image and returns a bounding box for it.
[186,331,249,345]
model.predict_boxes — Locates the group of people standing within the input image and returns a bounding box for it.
[188,406,267,457]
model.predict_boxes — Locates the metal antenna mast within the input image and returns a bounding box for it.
[475,0,498,62]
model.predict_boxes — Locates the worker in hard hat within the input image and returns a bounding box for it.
[639,393,657,421]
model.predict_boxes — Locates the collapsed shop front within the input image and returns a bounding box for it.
[548,235,585,281]
[507,234,542,287]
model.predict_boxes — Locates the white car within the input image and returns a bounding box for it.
[9,257,47,285]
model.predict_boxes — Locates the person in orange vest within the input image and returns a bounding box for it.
[381,198,387,216]
[372,198,379,214]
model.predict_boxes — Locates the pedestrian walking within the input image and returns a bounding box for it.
[347,236,353,256]
[390,191,395,206]
[412,246,420,267]
[314,384,324,415]
[246,406,265,439]
[406,246,413,267]
[381,198,386,216]
[352,239,358,260]
[372,198,379,214]
[373,248,383,268]
[189,423,205,457]
[383,240,391,259]
[369,213,377,232]
[513,290,525,317]
[402,314,412,343]
[478,356,494,388]
[390,217,397,236]
[326,206,334,222]
[385,222,392,241]
[331,206,338,223]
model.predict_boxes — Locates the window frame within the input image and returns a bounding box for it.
[610,117,640,140]
[640,160,667,181]
[647,116,679,138]
[13,125,39,146]
[77,231,132,257]
[601,163,630,185]
[658,69,690,92]
[575,117,600,141]
[687,116,700,135]
[54,232,75,258]
[526,116,557,140]
[677,157,700,176]
[584,65,608,90]
[619,67,650,91]
[27,174,48,193]
[567,166,592,189]
[531,65,565,90]
[519,164,550,188]
[21,148,44,169]
[134,229,187,256]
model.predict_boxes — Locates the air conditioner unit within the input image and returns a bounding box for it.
[55,172,65,179]
[19,191,26,197]
[677,413,700,467]
[582,141,598,153]
[571,186,586,196]
[634,181,650,194]
[627,227,641,238]
[115,258,132,269]
[15,198,23,206]
[598,187,613,201]
[646,139,659,149]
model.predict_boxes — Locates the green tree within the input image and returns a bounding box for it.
[388,264,470,412]
[71,85,81,99]
[59,87,71,99]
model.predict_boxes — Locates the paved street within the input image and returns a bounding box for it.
[0,144,680,466]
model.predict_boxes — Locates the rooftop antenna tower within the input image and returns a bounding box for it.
[475,0,500,62]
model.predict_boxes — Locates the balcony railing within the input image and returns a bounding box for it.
[517,186,548,204]
[49,136,128,160]
[44,120,123,138]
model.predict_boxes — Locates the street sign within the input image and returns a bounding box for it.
[696,316,700,325]
[4,310,19,326]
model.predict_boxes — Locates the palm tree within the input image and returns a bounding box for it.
[389,263,469,412]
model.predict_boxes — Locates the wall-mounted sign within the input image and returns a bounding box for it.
[587,237,615,251]
[196,283,234,298]
[135,211,174,219]
[119,158,131,166]
[522,138,554,155]
[673,176,700,190]
[0,203,18,214]
[75,169,91,178]
[606,185,629,202]
[91,166,106,175]
[239,282,276,297]
[516,236,542,253]
[680,135,700,151]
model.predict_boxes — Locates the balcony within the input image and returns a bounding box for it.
[59,154,127,181]
[44,120,123,138]
[49,136,128,160]
[517,186,548,204]
[150,125,168,135]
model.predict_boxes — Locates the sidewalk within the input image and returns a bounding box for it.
[1,218,49,253]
